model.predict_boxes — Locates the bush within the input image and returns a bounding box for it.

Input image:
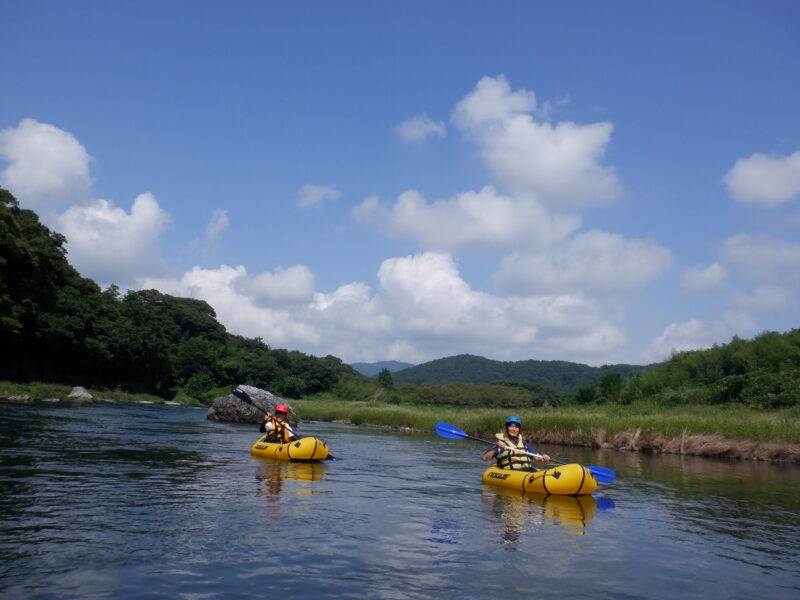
[183,372,216,400]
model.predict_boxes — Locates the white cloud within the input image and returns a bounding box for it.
[724,151,800,206]
[234,265,315,306]
[354,185,581,250]
[138,251,629,365]
[731,285,792,313]
[351,195,381,222]
[298,184,341,208]
[495,230,673,296]
[57,192,170,287]
[721,234,800,281]
[0,118,93,216]
[644,319,730,363]
[451,75,619,206]
[396,114,446,143]
[0,119,172,289]
[206,209,229,244]
[141,264,322,348]
[681,262,727,294]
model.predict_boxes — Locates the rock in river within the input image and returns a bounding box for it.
[206,385,296,425]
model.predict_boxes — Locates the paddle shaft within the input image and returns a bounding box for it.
[435,421,614,482]
[233,388,338,460]
[478,437,547,461]
[232,388,299,437]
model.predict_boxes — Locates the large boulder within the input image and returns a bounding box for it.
[206,385,296,425]
[68,386,94,403]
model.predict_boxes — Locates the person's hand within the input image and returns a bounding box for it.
[496,442,506,450]
[539,454,551,463]
[264,415,270,421]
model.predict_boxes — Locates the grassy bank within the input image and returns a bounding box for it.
[294,398,800,463]
[0,380,201,405]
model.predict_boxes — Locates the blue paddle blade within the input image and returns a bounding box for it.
[587,465,616,484]
[435,422,469,439]
[595,496,616,511]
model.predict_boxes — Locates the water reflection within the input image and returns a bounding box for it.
[254,459,328,502]
[483,488,600,543]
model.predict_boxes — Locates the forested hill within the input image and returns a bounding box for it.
[0,188,354,398]
[350,361,415,376]
[392,354,649,392]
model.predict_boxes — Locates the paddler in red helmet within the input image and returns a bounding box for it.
[260,404,297,443]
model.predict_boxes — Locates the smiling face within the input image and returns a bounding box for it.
[505,423,521,437]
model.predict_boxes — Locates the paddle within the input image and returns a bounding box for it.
[232,388,337,460]
[435,422,616,484]
[231,387,301,440]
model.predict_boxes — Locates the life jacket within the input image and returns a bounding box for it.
[494,432,533,470]
[263,416,291,443]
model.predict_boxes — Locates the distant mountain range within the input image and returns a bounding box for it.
[349,360,416,377]
[354,354,650,393]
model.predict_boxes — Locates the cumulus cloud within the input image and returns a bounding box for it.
[644,283,794,363]
[0,119,174,289]
[57,192,170,287]
[724,151,800,206]
[141,264,323,348]
[731,285,792,313]
[354,185,580,250]
[681,263,727,294]
[0,118,93,216]
[451,76,619,206]
[721,234,800,281]
[495,230,673,296]
[234,265,315,306]
[139,251,629,365]
[644,319,731,363]
[298,184,341,207]
[396,114,446,143]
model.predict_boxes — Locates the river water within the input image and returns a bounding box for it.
[1,402,798,599]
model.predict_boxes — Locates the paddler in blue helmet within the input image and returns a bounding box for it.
[482,416,550,470]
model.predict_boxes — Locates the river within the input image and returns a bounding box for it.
[1,402,798,599]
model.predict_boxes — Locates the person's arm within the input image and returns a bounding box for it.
[260,418,274,434]
[285,423,297,440]
[482,441,505,461]
[525,442,550,463]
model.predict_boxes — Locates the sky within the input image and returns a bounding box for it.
[2,1,799,367]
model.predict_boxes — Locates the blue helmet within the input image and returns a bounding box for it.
[505,416,522,427]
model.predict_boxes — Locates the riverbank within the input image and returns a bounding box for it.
[0,381,198,406]
[4,381,799,463]
[293,399,800,463]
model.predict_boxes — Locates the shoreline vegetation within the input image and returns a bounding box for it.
[293,399,800,464]
[4,381,799,464]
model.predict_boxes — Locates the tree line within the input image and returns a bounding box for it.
[0,188,351,399]
[573,329,800,408]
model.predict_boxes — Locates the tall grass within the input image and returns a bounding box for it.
[294,398,800,445]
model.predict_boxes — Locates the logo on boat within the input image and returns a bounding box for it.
[487,472,511,480]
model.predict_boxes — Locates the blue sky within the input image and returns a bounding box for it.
[2,1,799,366]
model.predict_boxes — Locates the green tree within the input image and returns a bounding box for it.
[598,372,622,403]
[184,372,216,399]
[377,368,394,389]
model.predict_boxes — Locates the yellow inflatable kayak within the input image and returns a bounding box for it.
[250,436,329,461]
[482,463,597,496]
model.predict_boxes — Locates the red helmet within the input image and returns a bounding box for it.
[275,404,289,414]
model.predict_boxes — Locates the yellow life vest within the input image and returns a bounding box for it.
[494,432,533,470]
[264,416,291,443]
